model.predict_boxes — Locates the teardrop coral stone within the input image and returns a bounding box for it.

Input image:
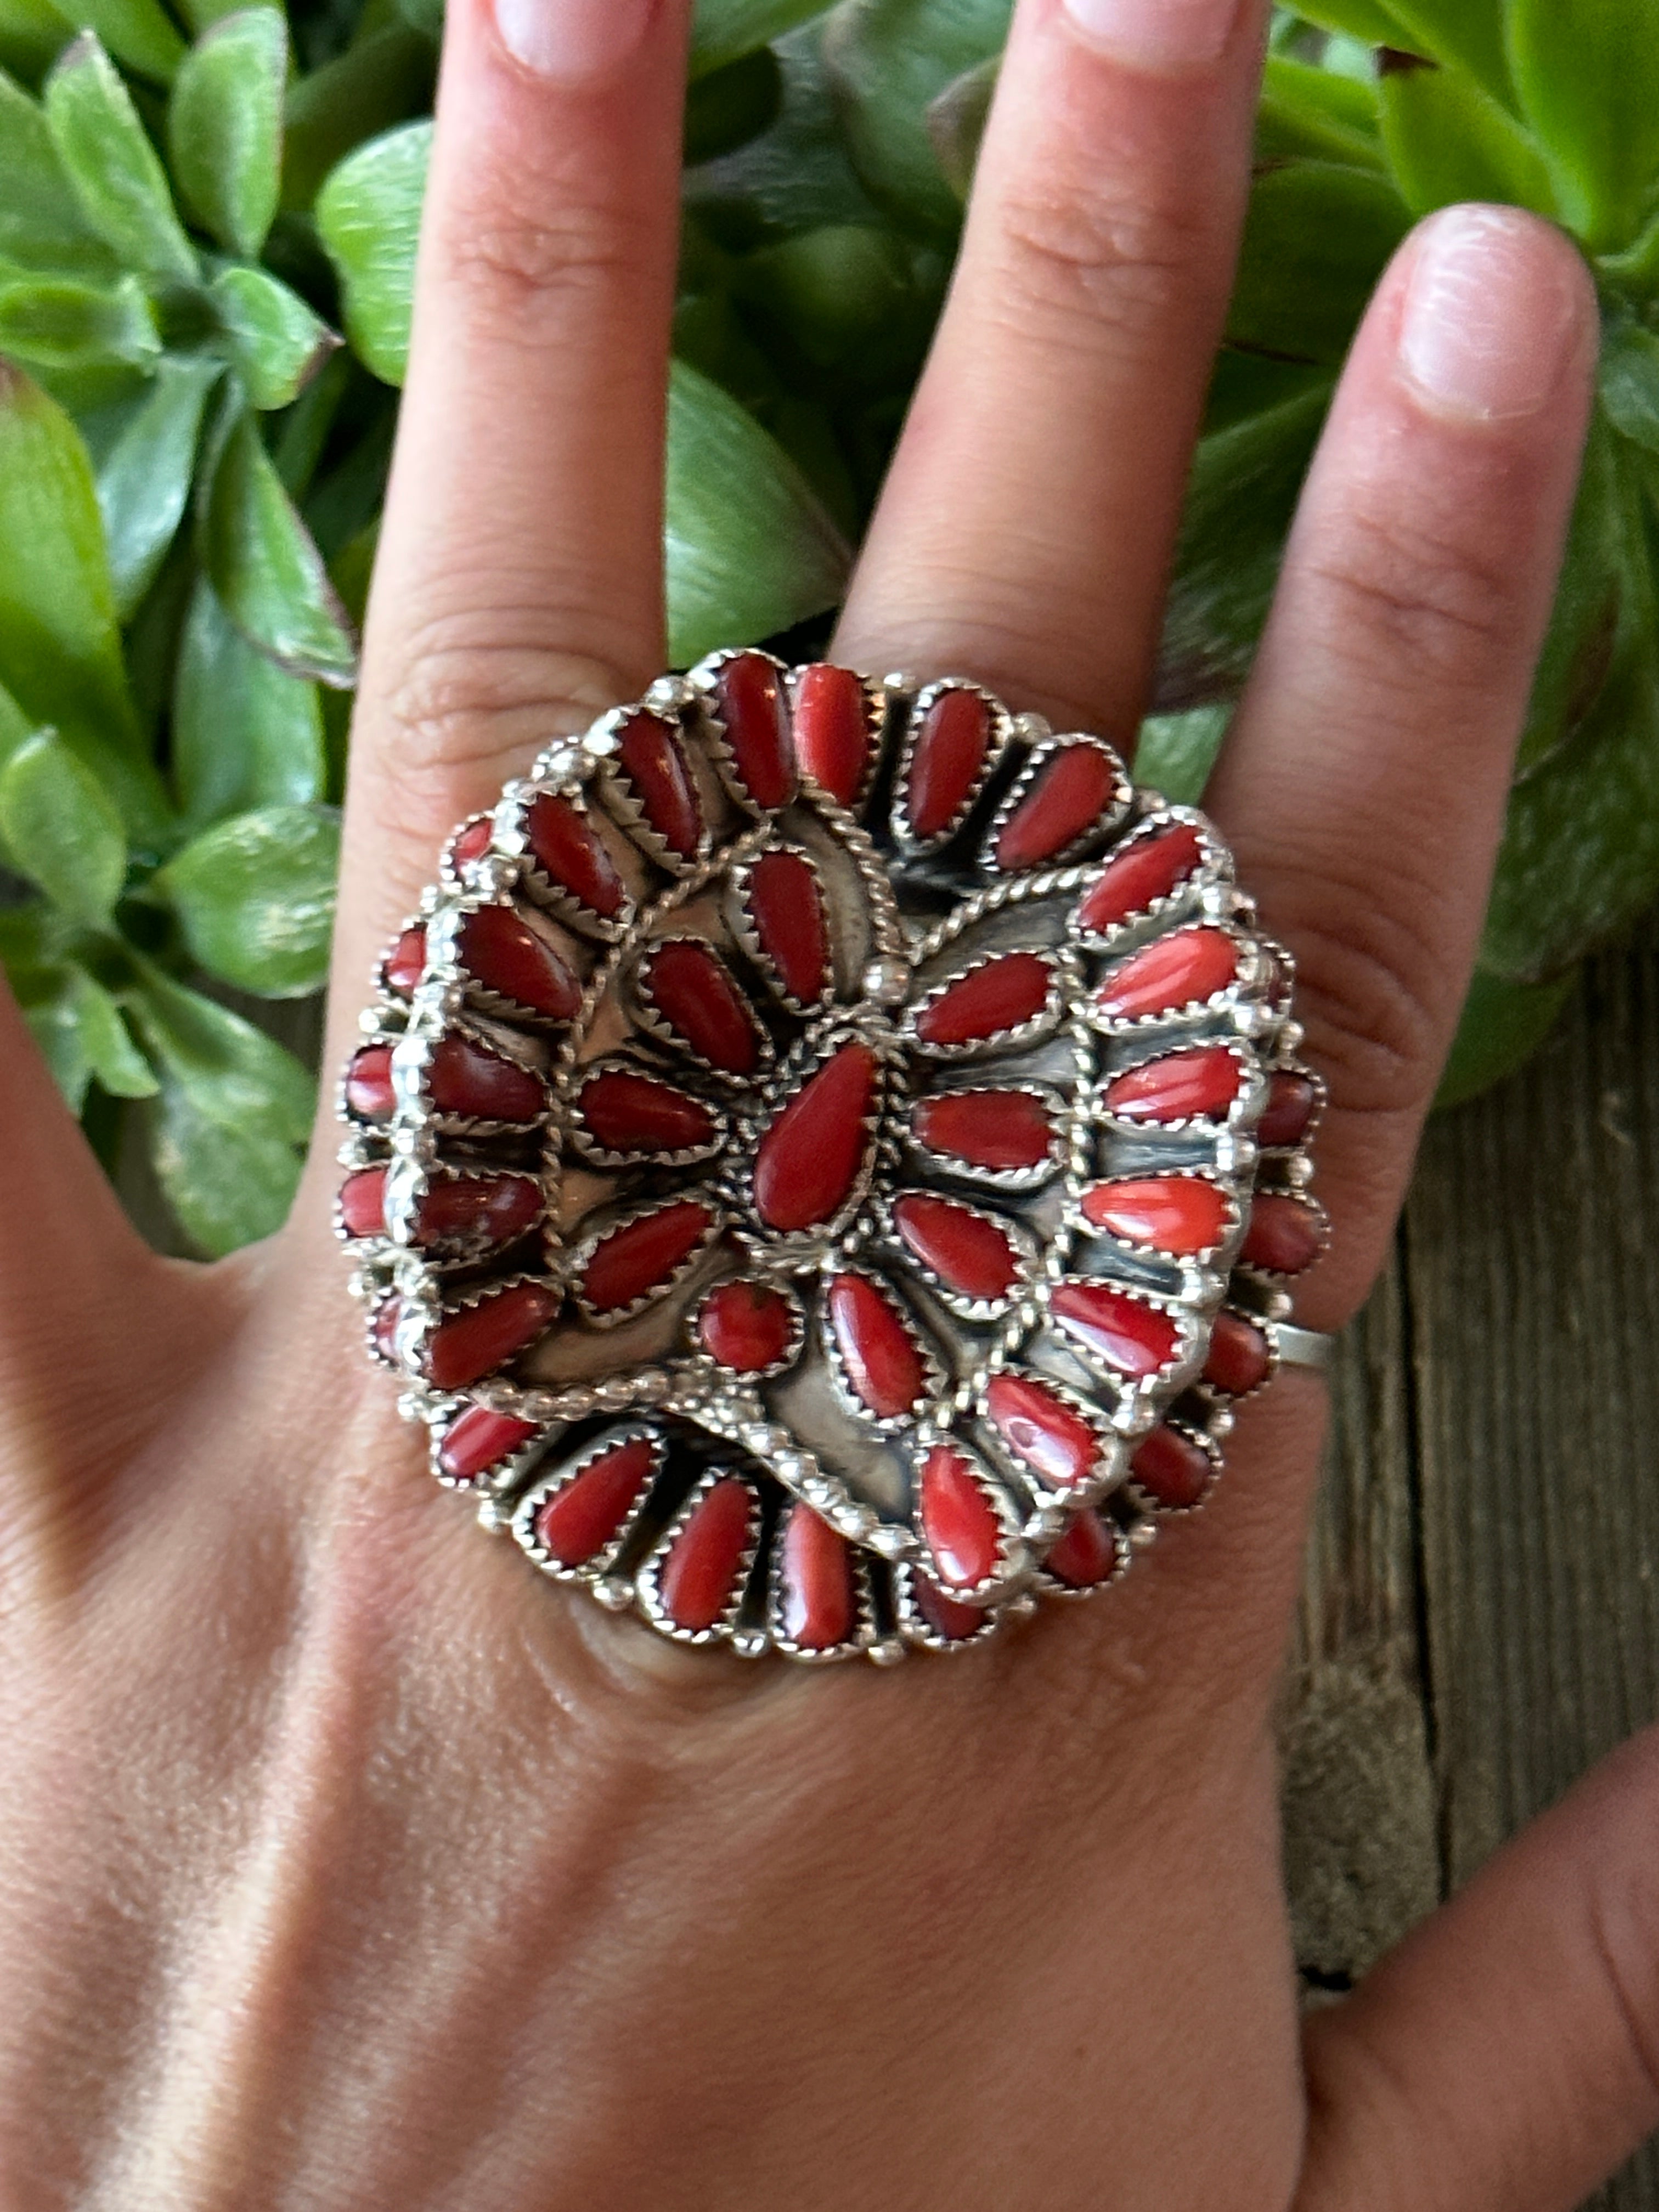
[777,1503,856,1650]
[416,1173,542,1248]
[1259,1069,1319,1149]
[383,926,427,994]
[1240,1193,1323,1275]
[616,711,702,859]
[428,1035,545,1122]
[1203,1311,1272,1396]
[339,1166,388,1237]
[439,1404,541,1483]
[527,792,626,918]
[912,1088,1052,1172]
[1131,1423,1214,1509]
[793,663,870,807]
[984,1373,1102,1487]
[658,1479,755,1630]
[995,743,1121,870]
[916,953,1052,1047]
[535,1434,657,1565]
[1095,927,1240,1021]
[827,1273,928,1418]
[446,816,493,872]
[640,940,761,1076]
[425,1280,559,1389]
[1081,1176,1231,1256]
[911,1574,987,1641]
[891,1193,1020,1301]
[697,1280,796,1372]
[1103,1046,1242,1125]
[460,906,583,1020]
[1077,822,1205,933]
[346,1045,395,1122]
[904,689,990,839]
[1046,1509,1120,1589]
[753,1043,878,1232]
[582,1199,715,1312]
[919,1446,1002,1590]
[747,849,830,1004]
[1050,1283,1179,1378]
[578,1069,715,1155]
[714,652,795,809]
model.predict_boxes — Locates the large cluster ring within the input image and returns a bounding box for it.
[337,656,1329,1665]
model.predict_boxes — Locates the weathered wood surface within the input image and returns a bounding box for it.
[1284,930,1659,2209]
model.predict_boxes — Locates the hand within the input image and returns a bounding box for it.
[4,1,1651,2207]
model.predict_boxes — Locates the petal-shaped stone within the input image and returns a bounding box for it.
[616,711,702,859]
[1103,1046,1243,1124]
[428,1034,545,1122]
[697,1280,797,1372]
[1240,1192,1324,1275]
[1081,1175,1231,1256]
[1050,1282,1180,1378]
[577,1068,716,1155]
[346,1044,395,1122]
[827,1273,928,1418]
[1130,1423,1214,1509]
[911,1573,988,1641]
[371,1294,402,1360]
[912,1088,1053,1172]
[426,1280,560,1389]
[582,1199,716,1312]
[536,1434,657,1565]
[383,925,427,994]
[527,792,626,918]
[459,905,583,1020]
[416,1172,542,1248]
[1095,927,1241,1021]
[891,1193,1021,1301]
[746,850,830,1004]
[1077,822,1205,934]
[713,652,795,808]
[440,1404,542,1483]
[904,688,991,840]
[984,1372,1104,1488]
[1045,1509,1120,1588]
[1259,1069,1319,1149]
[916,953,1053,1047]
[793,663,871,806]
[1203,1310,1272,1396]
[919,1444,1003,1590]
[446,816,493,872]
[777,1502,856,1650]
[658,1478,754,1630]
[639,940,763,1075]
[340,1165,387,1237]
[995,743,1122,870]
[753,1043,878,1232]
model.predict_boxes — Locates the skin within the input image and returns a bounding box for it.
[3,0,1657,2205]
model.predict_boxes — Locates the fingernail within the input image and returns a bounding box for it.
[1059,0,1242,71]
[494,0,654,79]
[1398,205,1586,424]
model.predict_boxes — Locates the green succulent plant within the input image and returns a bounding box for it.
[0,0,1654,1252]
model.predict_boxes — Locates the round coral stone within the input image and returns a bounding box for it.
[535,1434,656,1565]
[439,1404,541,1483]
[827,1273,928,1418]
[582,1199,715,1312]
[1103,1046,1243,1124]
[714,652,795,809]
[1130,1423,1215,1509]
[459,906,583,1020]
[904,688,991,839]
[753,1043,878,1232]
[919,1446,1003,1590]
[1050,1283,1180,1378]
[658,1479,755,1630]
[912,1088,1053,1172]
[984,1372,1102,1487]
[793,663,870,807]
[1045,1509,1120,1588]
[527,792,626,918]
[616,711,702,859]
[640,940,761,1075]
[995,742,1121,870]
[1081,1176,1231,1256]
[916,952,1052,1047]
[747,849,830,1003]
[1095,927,1240,1021]
[428,1034,545,1122]
[1076,822,1204,933]
[1240,1193,1323,1276]
[697,1280,797,1372]
[891,1193,1020,1301]
[578,1069,715,1155]
[425,1280,559,1390]
[777,1503,856,1650]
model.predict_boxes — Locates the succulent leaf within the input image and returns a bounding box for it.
[167,4,286,258]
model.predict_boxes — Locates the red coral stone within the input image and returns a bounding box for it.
[777,1503,856,1650]
[1131,1423,1214,1509]
[346,1044,395,1122]
[1103,1046,1243,1124]
[827,1273,928,1418]
[891,1193,1020,1301]
[383,926,427,994]
[753,1043,878,1233]
[415,1173,541,1248]
[578,1069,715,1155]
[616,711,702,859]
[1081,1175,1231,1256]
[911,1574,988,1641]
[658,1478,755,1630]
[904,687,991,839]
[459,905,582,1020]
[713,652,795,809]
[527,792,626,918]
[446,816,493,872]
[535,1435,657,1566]
[1095,927,1241,1021]
[426,1280,559,1390]
[439,1404,543,1483]
[1046,1509,1120,1588]
[1241,1193,1324,1276]
[793,663,871,806]
[995,743,1121,870]
[1050,1283,1180,1378]
[428,1034,545,1122]
[1203,1310,1272,1396]
[582,1199,715,1312]
[1259,1070,1319,1149]
[916,952,1053,1047]
[1077,822,1205,933]
[919,1445,1003,1589]
[984,1372,1102,1488]
[747,849,830,1004]
[339,1165,387,1237]
[372,1294,402,1360]
[912,1088,1053,1172]
[697,1280,796,1372]
[640,940,761,1075]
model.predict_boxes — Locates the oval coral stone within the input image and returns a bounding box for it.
[428,1035,545,1122]
[995,743,1121,870]
[459,906,583,1020]
[1103,1046,1243,1125]
[904,688,991,839]
[582,1199,715,1312]
[1240,1193,1323,1276]
[658,1479,755,1630]
[346,1045,395,1122]
[1050,1283,1180,1378]
[984,1372,1102,1487]
[753,1043,878,1232]
[439,1404,542,1483]
[911,1574,988,1641]
[1081,1176,1231,1256]
[697,1280,797,1372]
[616,711,702,859]
[339,1165,388,1237]
[536,1434,657,1565]
[747,849,830,1003]
[1130,1423,1214,1510]
[777,1503,856,1650]
[639,940,761,1075]
[714,652,795,809]
[1095,926,1240,1022]
[891,1193,1020,1301]
[919,1446,1003,1590]
[916,952,1053,1047]
[416,1173,542,1248]
[912,1088,1053,1172]
[527,792,626,918]
[1259,1069,1319,1149]
[425,1280,559,1390]
[793,663,870,807]
[1076,822,1205,933]
[578,1069,715,1155]
[1203,1310,1273,1395]
[1045,1509,1120,1588]
[827,1273,928,1418]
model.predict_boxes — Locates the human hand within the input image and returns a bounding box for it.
[5,1,1654,2208]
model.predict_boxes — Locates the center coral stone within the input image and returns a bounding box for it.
[753,1042,880,1233]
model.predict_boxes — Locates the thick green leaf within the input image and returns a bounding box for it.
[1435,966,1573,1109]
[0,726,126,924]
[50,0,186,82]
[154,800,338,995]
[1508,0,1659,250]
[173,575,325,825]
[199,405,358,685]
[146,1073,302,1251]
[738,222,940,375]
[1283,0,1402,42]
[43,33,196,283]
[96,353,219,619]
[1256,54,1383,169]
[314,116,427,385]
[665,357,851,664]
[0,0,72,81]
[16,961,94,1110]
[75,964,156,1093]
[128,964,313,1138]
[0,64,115,275]
[281,24,434,212]
[1228,163,1410,364]
[167,7,286,257]
[1379,59,1556,218]
[926,53,996,200]
[1132,704,1232,806]
[210,263,338,409]
[1514,415,1623,779]
[1600,322,1659,455]
[684,46,783,166]
[691,0,826,76]
[0,270,159,367]
[1380,0,1510,104]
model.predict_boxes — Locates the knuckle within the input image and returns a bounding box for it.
[434,169,654,329]
[1304,503,1522,684]
[991,173,1205,354]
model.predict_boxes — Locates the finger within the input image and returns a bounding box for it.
[332,0,689,998]
[1296,1722,1659,2212]
[836,0,1266,733]
[1205,206,1598,1330]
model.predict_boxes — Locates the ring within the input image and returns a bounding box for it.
[338,654,1327,1663]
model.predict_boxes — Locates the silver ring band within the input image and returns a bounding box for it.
[1275,1323,1338,1373]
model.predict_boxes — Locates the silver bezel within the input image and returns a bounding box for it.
[904,944,1075,1064]
[511,1423,667,1585]
[564,1055,729,1173]
[634,1466,765,1645]
[981,731,1132,876]
[889,678,1014,856]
